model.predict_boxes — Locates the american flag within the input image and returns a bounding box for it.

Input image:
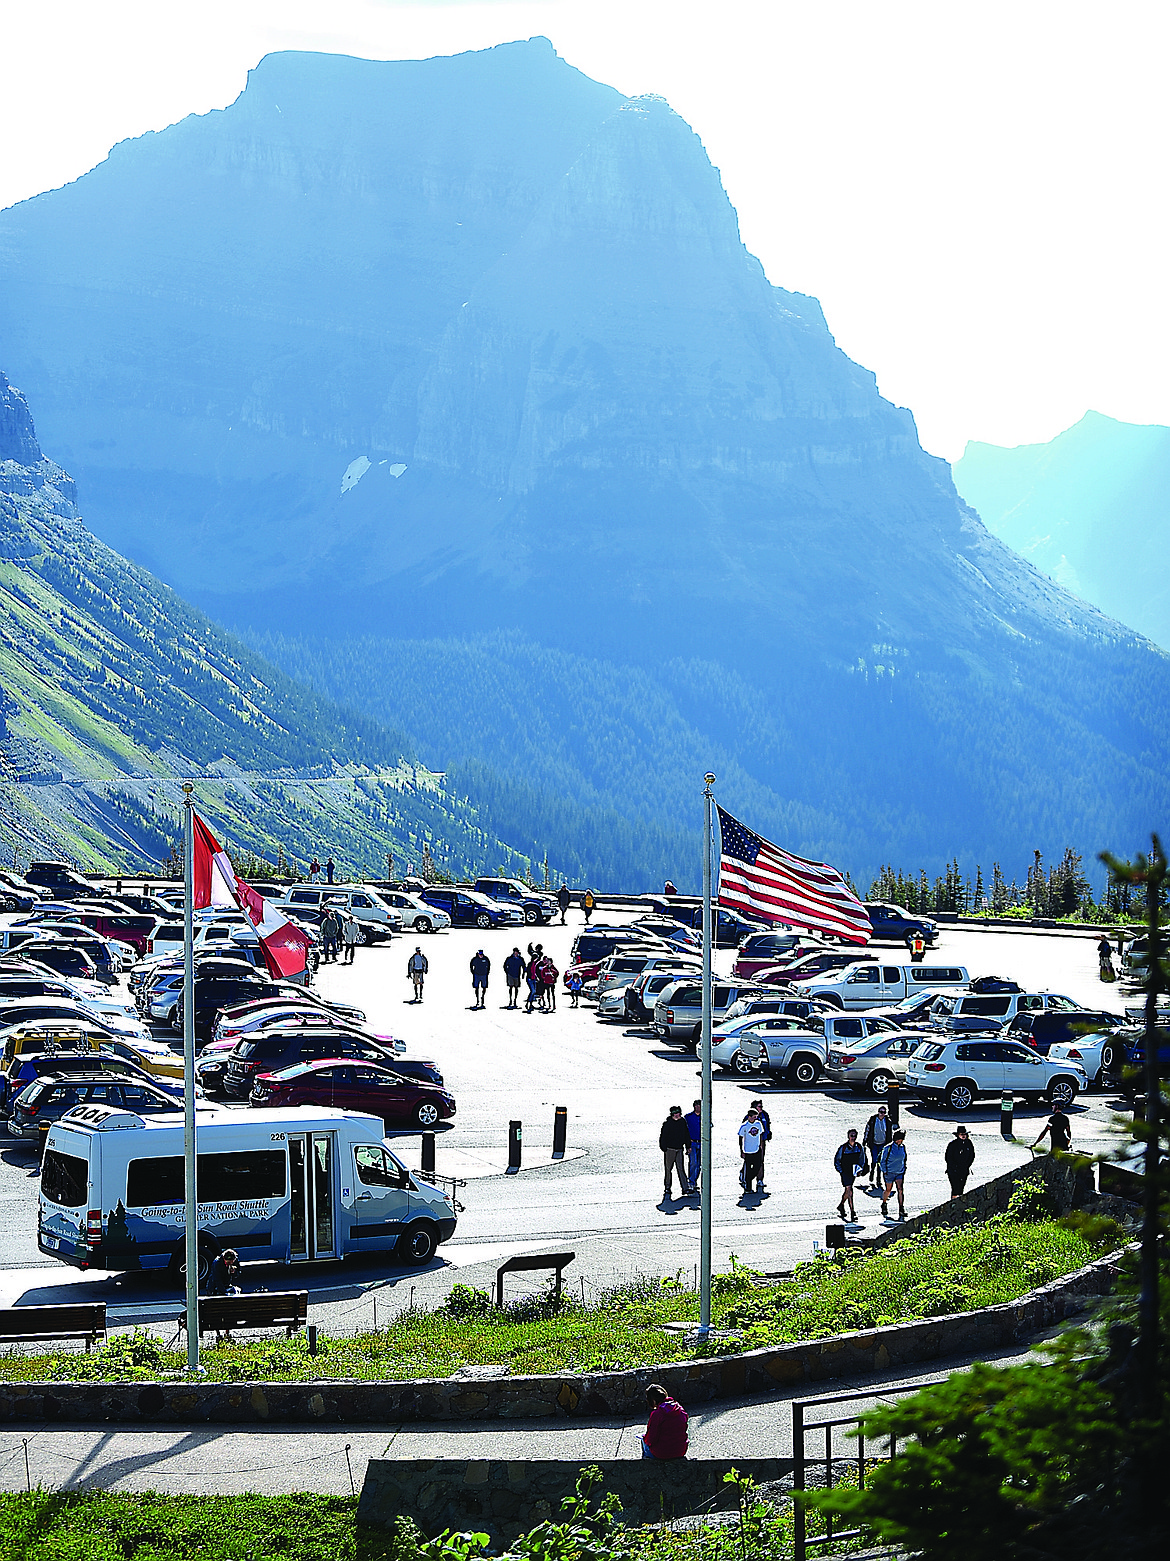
[716,806,871,944]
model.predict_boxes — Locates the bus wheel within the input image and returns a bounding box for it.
[168,1238,216,1288]
[399,1222,437,1265]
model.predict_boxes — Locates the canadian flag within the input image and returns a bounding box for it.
[192,813,313,981]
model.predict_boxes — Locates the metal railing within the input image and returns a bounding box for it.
[792,1381,929,1560]
[412,1166,466,1214]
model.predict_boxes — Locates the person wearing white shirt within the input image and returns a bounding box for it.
[738,1109,766,1194]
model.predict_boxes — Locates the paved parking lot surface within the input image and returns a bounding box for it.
[0,914,1133,1337]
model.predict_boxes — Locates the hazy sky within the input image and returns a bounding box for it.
[3,0,1166,460]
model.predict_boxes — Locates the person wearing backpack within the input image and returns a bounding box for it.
[879,1131,908,1220]
[407,946,428,1002]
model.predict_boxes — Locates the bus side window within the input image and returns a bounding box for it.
[354,1145,407,1189]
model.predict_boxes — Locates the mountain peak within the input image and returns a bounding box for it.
[0,372,41,465]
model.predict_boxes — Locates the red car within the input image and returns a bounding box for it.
[250,1058,456,1129]
[752,950,862,986]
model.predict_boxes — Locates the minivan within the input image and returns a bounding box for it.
[275,886,401,942]
[796,962,969,1009]
[38,1103,457,1276]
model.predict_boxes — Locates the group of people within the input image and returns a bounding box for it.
[456,945,562,1011]
[658,1096,1076,1223]
[307,856,336,884]
[318,906,362,963]
[659,1098,773,1200]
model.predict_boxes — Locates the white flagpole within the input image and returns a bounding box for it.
[698,773,716,1335]
[182,784,199,1375]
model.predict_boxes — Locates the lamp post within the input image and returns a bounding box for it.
[181,784,199,1374]
[698,773,716,1335]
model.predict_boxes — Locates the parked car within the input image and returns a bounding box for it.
[275,885,401,942]
[22,862,100,899]
[904,1037,1085,1111]
[0,972,139,1024]
[472,878,557,925]
[863,902,937,946]
[373,891,451,933]
[593,951,699,999]
[17,943,104,985]
[41,909,157,957]
[630,918,702,951]
[174,974,285,1040]
[666,904,768,947]
[599,968,697,1024]
[2,1044,186,1111]
[652,979,779,1047]
[8,1071,182,1148]
[1047,1030,1128,1088]
[794,961,969,1009]
[0,872,47,912]
[250,1058,455,1130]
[223,1026,435,1098]
[823,1031,926,1095]
[930,991,1084,1035]
[721,995,839,1025]
[752,950,862,986]
[22,926,122,982]
[418,887,523,929]
[863,990,956,1028]
[0,996,149,1042]
[212,995,368,1043]
[732,932,826,980]
[570,929,668,966]
[1003,1008,1125,1056]
[711,1014,829,1081]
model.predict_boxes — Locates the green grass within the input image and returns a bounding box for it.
[0,1216,1118,1386]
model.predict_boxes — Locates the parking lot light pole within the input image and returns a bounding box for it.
[182,784,199,1376]
[698,773,716,1336]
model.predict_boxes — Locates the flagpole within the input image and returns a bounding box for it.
[182,784,199,1375]
[698,773,716,1336]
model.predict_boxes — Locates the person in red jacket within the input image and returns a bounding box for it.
[640,1384,689,1459]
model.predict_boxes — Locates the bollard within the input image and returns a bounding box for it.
[507,1119,522,1173]
[886,1080,900,1127]
[421,1132,435,1175]
[307,1324,318,1357]
[825,1223,846,1250]
[552,1106,567,1159]
[1001,1092,1014,1138]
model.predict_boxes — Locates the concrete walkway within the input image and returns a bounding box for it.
[0,1334,1050,1496]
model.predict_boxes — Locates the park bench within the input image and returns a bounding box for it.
[0,1302,106,1350]
[495,1251,575,1309]
[177,1290,309,1339]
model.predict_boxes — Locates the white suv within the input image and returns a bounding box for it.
[905,1037,1085,1112]
[374,891,451,934]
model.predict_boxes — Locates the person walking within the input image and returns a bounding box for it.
[945,1125,975,1198]
[557,883,571,924]
[738,1107,766,1194]
[407,945,428,1002]
[863,1104,892,1187]
[341,913,361,964]
[524,945,542,1013]
[640,1384,688,1459]
[1031,1106,1073,1153]
[659,1106,691,1200]
[1097,935,1116,983]
[319,907,340,963]
[503,947,524,1009]
[470,949,490,1009]
[566,968,583,1007]
[325,856,335,885]
[833,1129,867,1221]
[879,1131,908,1220]
[684,1098,702,1191]
[743,1099,772,1187]
[583,888,595,923]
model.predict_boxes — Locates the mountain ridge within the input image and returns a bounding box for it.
[0,40,1166,885]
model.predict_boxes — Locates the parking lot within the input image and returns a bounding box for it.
[0,911,1136,1334]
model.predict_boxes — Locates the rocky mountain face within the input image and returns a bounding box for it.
[955,412,1170,651]
[0,370,529,877]
[0,39,1166,882]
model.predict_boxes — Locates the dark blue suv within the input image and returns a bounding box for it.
[419,887,522,930]
[864,902,938,946]
[472,878,556,925]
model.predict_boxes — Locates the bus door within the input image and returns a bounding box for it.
[288,1132,338,1260]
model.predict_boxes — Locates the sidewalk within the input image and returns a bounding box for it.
[0,1333,1050,1496]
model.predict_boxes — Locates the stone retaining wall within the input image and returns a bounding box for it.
[0,1248,1119,1426]
[357,1457,795,1546]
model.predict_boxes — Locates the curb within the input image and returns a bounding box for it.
[0,1249,1120,1426]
